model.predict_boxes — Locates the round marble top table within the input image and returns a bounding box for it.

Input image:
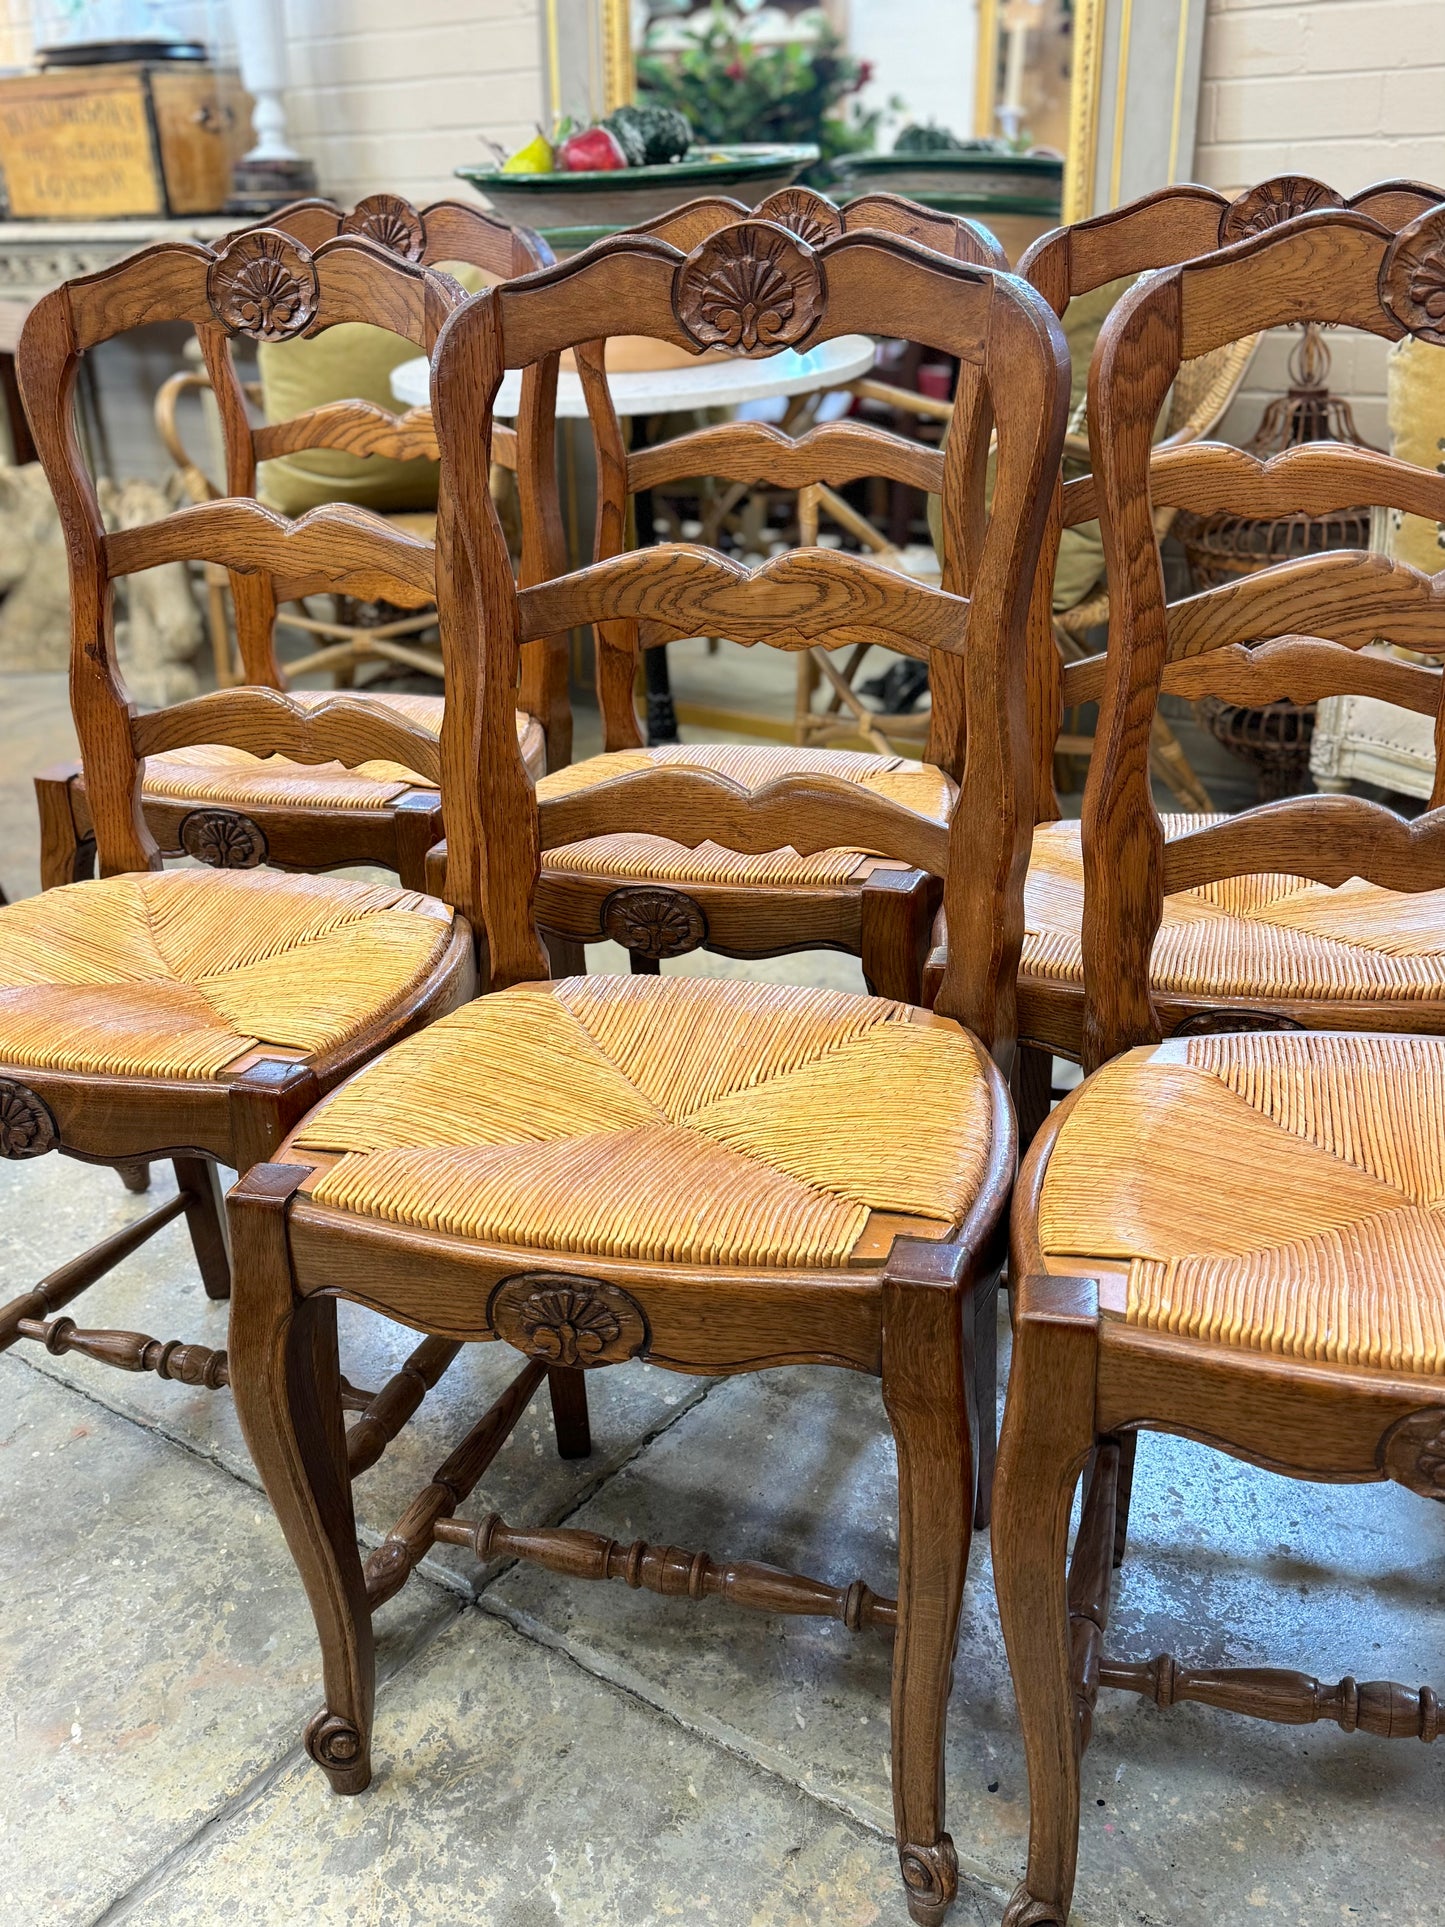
[389,333,877,418]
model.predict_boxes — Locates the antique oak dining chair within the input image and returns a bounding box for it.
[37,193,568,896]
[994,203,1445,1927]
[1,232,479,1449]
[917,174,1445,1136]
[226,221,1068,1925]
[521,186,1006,999]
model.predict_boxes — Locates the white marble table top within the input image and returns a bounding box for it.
[389,334,877,419]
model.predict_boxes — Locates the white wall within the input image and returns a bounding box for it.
[1192,0,1445,446]
[847,0,978,145]
[283,0,546,210]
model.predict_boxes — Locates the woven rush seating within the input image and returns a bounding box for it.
[0,870,455,1080]
[1022,815,1445,1003]
[1035,1028,1445,1371]
[537,744,955,891]
[142,692,545,814]
[291,973,992,1266]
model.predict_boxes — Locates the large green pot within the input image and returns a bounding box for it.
[459,144,819,253]
[831,150,1063,264]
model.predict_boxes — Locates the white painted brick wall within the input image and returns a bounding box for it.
[1193,0,1445,446]
[283,0,545,211]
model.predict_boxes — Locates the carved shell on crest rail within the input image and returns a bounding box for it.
[1380,207,1445,347]
[489,1273,647,1369]
[1218,175,1341,244]
[600,885,707,960]
[179,808,269,869]
[343,193,427,262]
[206,231,319,343]
[755,187,844,249]
[1378,1407,1445,1500]
[673,221,825,354]
[0,1078,57,1159]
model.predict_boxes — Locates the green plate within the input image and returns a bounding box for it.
[458,143,818,235]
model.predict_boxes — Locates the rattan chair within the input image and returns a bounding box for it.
[997,199,1445,1927]
[2,233,480,1454]
[227,217,1068,1927]
[511,185,1005,1001]
[37,195,569,898]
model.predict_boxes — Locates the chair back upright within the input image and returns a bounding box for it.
[18,232,470,883]
[1080,202,1445,1068]
[1016,173,1445,825]
[228,194,568,752]
[432,219,1069,1054]
[577,185,1006,779]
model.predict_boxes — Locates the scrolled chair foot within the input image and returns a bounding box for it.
[304,1707,371,1795]
[1002,1882,1067,1927]
[899,1836,957,1925]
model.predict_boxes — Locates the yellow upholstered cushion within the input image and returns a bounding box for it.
[539,744,956,889]
[1385,336,1445,576]
[295,973,993,1268]
[143,692,545,812]
[1038,1030,1445,1373]
[255,265,490,517]
[1023,816,1445,1003]
[0,870,455,1080]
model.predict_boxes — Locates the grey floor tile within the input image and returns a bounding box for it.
[0,1353,453,1927]
[125,1605,991,1927]
[0,1153,713,1595]
[484,1317,1445,1927]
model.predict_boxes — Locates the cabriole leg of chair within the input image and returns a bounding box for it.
[229,1164,374,1794]
[995,1274,1101,1927]
[116,1160,151,1194]
[1112,1430,1138,1570]
[880,1257,978,1925]
[174,1156,231,1301]
[1010,1045,1054,1151]
[546,1365,591,1459]
[860,869,940,1004]
[972,1271,1000,1530]
[545,933,588,978]
[35,766,95,889]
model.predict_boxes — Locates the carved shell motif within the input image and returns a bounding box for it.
[1219,175,1340,244]
[673,221,825,354]
[600,885,707,960]
[207,231,319,343]
[1380,206,1445,347]
[755,187,844,249]
[179,808,269,869]
[1378,1407,1445,1500]
[490,1274,647,1370]
[0,1078,58,1159]
[343,193,427,262]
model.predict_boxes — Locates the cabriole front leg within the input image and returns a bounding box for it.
[994,1274,1100,1927]
[228,1163,374,1795]
[880,1247,979,1926]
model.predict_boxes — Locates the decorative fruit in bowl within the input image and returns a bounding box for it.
[557,124,628,173]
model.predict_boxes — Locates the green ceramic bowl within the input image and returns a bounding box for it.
[458,143,819,243]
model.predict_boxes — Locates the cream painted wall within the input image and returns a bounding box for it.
[282,0,546,210]
[1192,0,1445,446]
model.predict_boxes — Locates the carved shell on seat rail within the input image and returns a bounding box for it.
[206,231,319,343]
[1380,206,1445,347]
[1378,1407,1445,1500]
[0,1079,57,1159]
[343,193,427,262]
[490,1274,647,1369]
[600,885,707,960]
[673,221,825,354]
[1218,175,1340,243]
[179,808,269,869]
